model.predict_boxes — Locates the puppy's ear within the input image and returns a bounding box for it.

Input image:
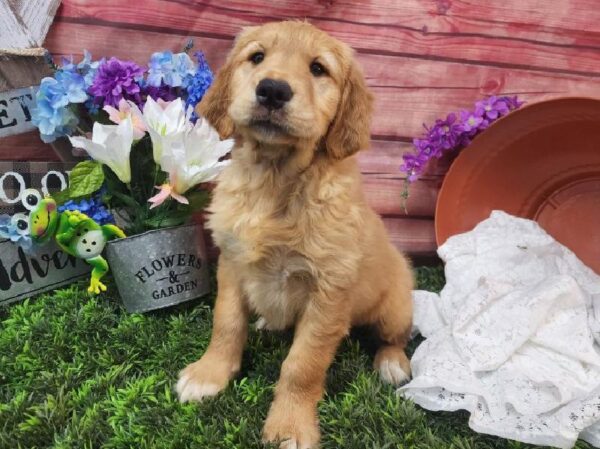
[325,59,373,160]
[197,27,258,138]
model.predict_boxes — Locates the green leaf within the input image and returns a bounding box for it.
[68,161,105,198]
[143,210,191,229]
[111,191,141,209]
[102,164,127,194]
[181,190,211,212]
[129,138,163,202]
[52,188,72,205]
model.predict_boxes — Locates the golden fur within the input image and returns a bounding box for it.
[176,21,414,448]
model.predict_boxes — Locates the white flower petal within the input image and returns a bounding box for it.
[143,97,188,162]
[69,118,133,184]
[148,102,234,196]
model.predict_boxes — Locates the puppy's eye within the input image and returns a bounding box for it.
[249,52,265,65]
[310,62,327,77]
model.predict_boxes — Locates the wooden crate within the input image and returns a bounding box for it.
[0,0,61,161]
[4,0,600,256]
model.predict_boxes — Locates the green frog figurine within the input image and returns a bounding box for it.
[29,196,126,294]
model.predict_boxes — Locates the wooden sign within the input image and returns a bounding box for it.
[0,0,60,48]
[0,239,91,305]
[0,161,72,215]
[0,161,90,304]
[0,86,37,139]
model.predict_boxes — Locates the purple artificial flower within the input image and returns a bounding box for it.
[459,109,485,134]
[88,57,145,108]
[400,95,523,185]
[143,82,178,103]
[413,136,441,159]
[400,152,429,182]
[426,112,462,152]
[475,96,509,120]
[505,95,524,110]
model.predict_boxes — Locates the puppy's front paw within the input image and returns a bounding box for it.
[176,354,237,403]
[262,400,320,449]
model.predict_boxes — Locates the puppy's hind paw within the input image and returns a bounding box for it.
[374,345,412,386]
[254,317,270,331]
[378,358,410,386]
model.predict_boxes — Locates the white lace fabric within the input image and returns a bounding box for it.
[401,211,600,448]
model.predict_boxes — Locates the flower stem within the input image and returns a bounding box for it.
[400,178,410,215]
[147,165,160,212]
[125,182,142,234]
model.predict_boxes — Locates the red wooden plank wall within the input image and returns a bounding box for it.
[3,0,600,256]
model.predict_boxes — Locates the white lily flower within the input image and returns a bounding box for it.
[148,117,233,208]
[142,96,188,163]
[69,117,134,183]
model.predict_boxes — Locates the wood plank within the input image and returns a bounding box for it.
[44,21,600,140]
[359,140,446,217]
[383,216,436,255]
[57,0,600,45]
[443,0,600,45]
[0,55,51,91]
[0,131,59,161]
[56,0,600,76]
[363,175,439,218]
[44,20,231,69]
[358,140,452,177]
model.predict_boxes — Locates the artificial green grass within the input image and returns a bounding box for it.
[0,266,591,449]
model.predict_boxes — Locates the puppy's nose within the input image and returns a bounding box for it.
[256,78,293,110]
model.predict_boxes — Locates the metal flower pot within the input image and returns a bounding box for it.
[106,224,210,313]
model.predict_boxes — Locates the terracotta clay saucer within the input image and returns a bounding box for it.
[436,97,600,274]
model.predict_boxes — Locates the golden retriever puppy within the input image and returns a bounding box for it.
[176,21,413,449]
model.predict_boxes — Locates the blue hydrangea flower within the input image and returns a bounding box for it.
[31,80,80,143]
[78,50,103,86]
[147,51,195,88]
[0,214,33,251]
[58,197,115,225]
[185,52,213,122]
[60,50,103,114]
[54,70,88,104]
[85,99,100,115]
[61,50,102,87]
[31,71,88,142]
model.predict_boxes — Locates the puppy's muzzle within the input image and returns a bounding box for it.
[256,78,293,110]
